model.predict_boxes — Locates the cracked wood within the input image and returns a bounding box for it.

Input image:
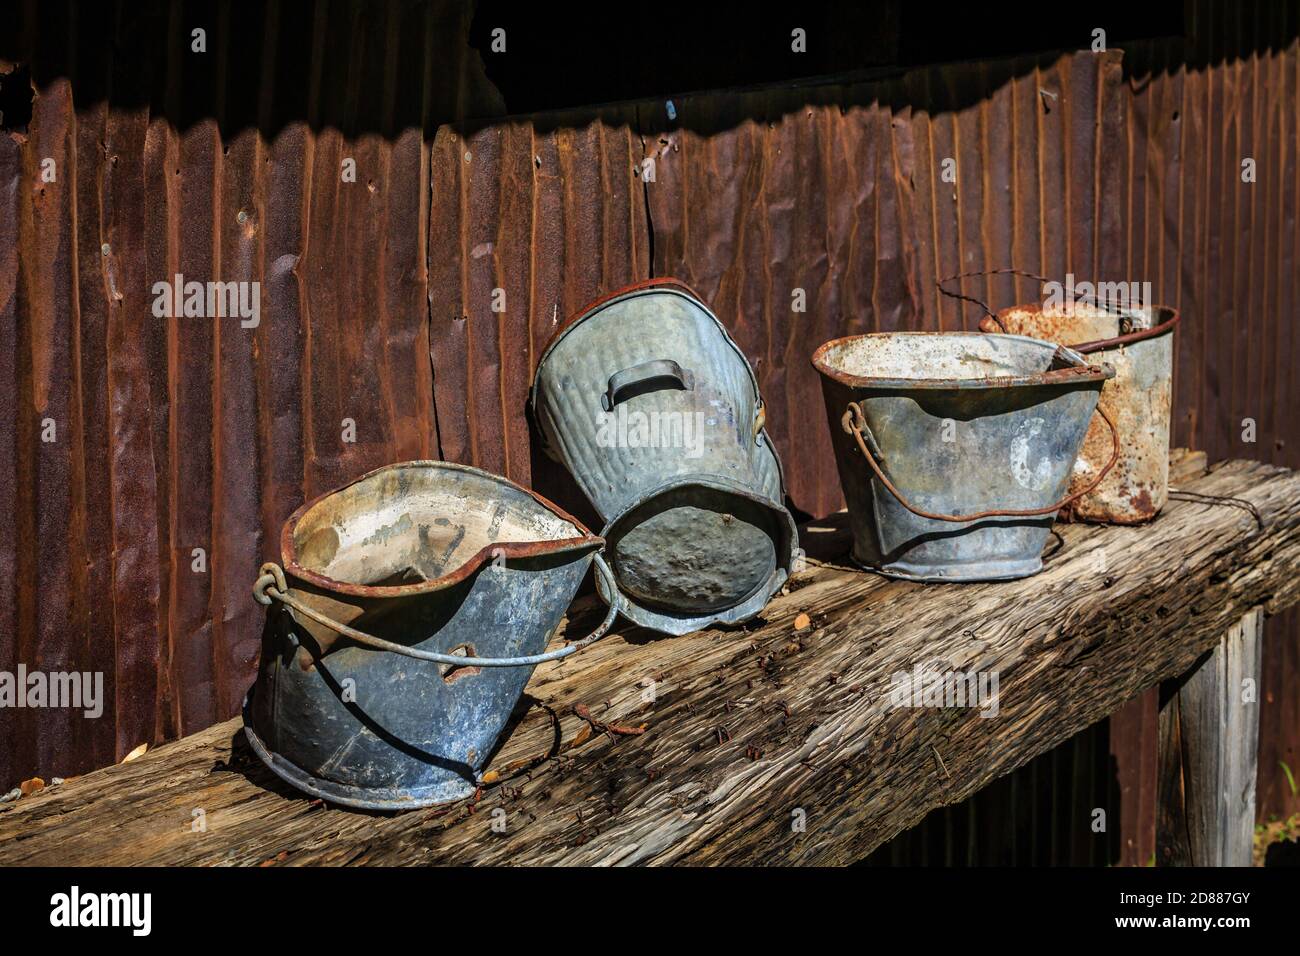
[1,458,1297,866]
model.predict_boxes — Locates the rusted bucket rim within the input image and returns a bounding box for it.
[810,331,1114,390]
[539,277,708,355]
[279,460,603,601]
[532,277,765,408]
[989,303,1182,355]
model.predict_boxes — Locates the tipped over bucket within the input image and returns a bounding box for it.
[531,279,798,635]
[812,332,1116,582]
[243,461,614,810]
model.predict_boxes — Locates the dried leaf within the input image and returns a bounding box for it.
[121,743,148,763]
[19,777,45,796]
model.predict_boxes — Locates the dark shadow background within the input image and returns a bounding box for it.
[0,0,1206,137]
[469,1,1184,115]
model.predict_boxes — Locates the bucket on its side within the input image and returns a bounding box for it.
[985,303,1180,523]
[812,332,1116,582]
[531,278,798,635]
[243,461,615,810]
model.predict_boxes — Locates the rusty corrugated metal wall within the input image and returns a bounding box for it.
[1113,1,1300,862]
[0,0,505,783]
[638,53,1133,516]
[2,0,1295,864]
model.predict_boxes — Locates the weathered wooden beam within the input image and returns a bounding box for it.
[1,459,1297,866]
[1156,608,1264,866]
[1107,446,1211,867]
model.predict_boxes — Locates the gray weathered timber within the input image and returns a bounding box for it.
[1,459,1296,866]
[1156,608,1264,866]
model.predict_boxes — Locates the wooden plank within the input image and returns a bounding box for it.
[1156,607,1264,866]
[1,458,1297,866]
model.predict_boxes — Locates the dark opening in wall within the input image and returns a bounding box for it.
[0,63,34,134]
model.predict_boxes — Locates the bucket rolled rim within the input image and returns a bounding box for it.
[539,277,708,356]
[279,460,603,600]
[810,331,1114,390]
[989,302,1181,354]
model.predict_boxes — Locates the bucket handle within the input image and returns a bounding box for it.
[252,554,620,667]
[840,402,1121,523]
[935,267,1052,330]
[937,267,1149,334]
[602,359,694,411]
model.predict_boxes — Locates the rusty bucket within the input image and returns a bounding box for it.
[531,278,798,635]
[243,460,616,810]
[985,303,1180,523]
[812,332,1117,582]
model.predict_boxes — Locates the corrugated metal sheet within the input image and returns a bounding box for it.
[634,8,1298,856]
[1112,0,1300,857]
[1,0,1295,858]
[0,0,505,784]
[862,720,1117,866]
[426,107,649,507]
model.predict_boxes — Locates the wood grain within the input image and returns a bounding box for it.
[1,458,1296,866]
[1157,607,1264,866]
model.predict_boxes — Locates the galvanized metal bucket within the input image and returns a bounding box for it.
[531,279,798,635]
[243,460,616,810]
[984,303,1180,523]
[812,332,1117,582]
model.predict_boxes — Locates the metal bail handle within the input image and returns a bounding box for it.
[252,554,620,667]
[938,267,1152,336]
[840,402,1121,523]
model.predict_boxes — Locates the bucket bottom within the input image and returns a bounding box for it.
[242,692,478,810]
[851,549,1044,583]
[598,477,798,635]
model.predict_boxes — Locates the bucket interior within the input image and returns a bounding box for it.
[816,333,1066,381]
[290,465,585,587]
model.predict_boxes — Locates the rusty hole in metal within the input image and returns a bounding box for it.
[440,644,482,685]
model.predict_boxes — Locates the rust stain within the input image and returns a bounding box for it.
[994,302,1178,524]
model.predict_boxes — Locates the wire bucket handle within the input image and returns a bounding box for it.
[840,402,1120,523]
[936,267,1145,334]
[252,554,620,667]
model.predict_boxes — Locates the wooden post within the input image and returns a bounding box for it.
[1157,608,1264,866]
